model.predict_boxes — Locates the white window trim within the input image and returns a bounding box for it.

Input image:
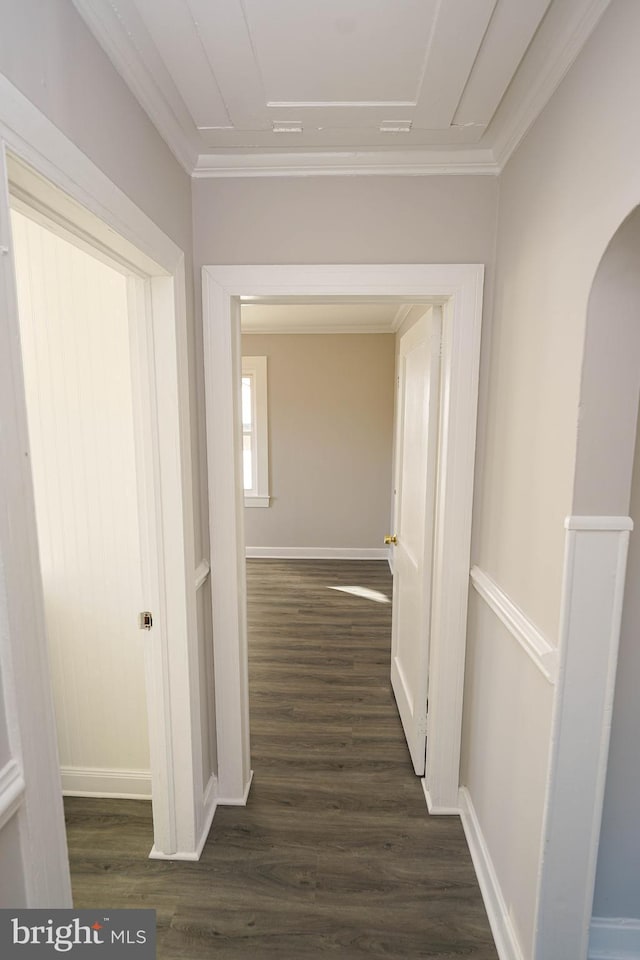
[242,356,270,507]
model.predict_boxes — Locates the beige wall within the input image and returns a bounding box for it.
[462,0,640,954]
[242,332,395,550]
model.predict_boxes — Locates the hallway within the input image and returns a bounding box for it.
[65,559,497,958]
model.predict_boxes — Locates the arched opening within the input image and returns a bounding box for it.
[533,206,640,960]
[579,207,640,938]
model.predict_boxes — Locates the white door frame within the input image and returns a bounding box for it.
[202,263,484,811]
[0,76,206,897]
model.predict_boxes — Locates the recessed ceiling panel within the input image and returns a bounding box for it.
[413,0,496,128]
[454,0,553,126]
[133,0,230,128]
[242,0,438,104]
[71,0,608,171]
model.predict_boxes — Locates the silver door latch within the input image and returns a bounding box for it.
[138,611,153,630]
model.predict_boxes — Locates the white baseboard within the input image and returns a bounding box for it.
[422,778,460,815]
[458,787,524,960]
[149,773,219,862]
[246,546,389,560]
[589,918,640,959]
[217,769,254,806]
[61,766,151,800]
[470,566,558,685]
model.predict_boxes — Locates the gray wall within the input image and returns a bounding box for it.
[0,0,191,251]
[242,332,395,550]
[192,175,498,268]
[0,0,206,558]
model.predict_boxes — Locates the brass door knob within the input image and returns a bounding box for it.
[384,535,398,545]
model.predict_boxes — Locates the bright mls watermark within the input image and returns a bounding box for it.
[0,910,156,957]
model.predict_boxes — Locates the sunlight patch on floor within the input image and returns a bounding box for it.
[328,585,391,604]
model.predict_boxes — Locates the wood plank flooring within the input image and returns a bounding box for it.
[65,559,497,959]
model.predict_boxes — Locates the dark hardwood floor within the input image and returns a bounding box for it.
[65,559,497,959]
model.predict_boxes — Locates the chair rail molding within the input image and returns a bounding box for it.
[470,567,559,684]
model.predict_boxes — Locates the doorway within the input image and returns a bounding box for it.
[11,205,152,802]
[202,264,484,815]
[0,141,206,884]
[238,301,442,781]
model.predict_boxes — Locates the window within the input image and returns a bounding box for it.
[241,356,269,507]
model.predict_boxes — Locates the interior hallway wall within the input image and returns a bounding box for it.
[12,208,150,796]
[242,332,395,551]
[461,1,640,956]
[193,172,499,555]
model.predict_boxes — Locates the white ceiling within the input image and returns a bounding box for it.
[71,0,611,177]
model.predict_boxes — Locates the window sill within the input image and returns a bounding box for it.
[244,496,270,508]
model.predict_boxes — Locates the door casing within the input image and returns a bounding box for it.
[202,263,484,813]
[0,74,207,906]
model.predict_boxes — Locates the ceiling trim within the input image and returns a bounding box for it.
[391,304,414,332]
[193,149,499,178]
[241,320,398,334]
[241,303,410,335]
[490,0,612,168]
[71,0,199,175]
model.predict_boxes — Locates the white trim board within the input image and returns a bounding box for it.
[193,150,499,178]
[0,760,26,832]
[589,918,640,960]
[203,262,484,813]
[195,559,211,591]
[150,773,218,862]
[534,518,632,959]
[61,767,152,800]
[459,788,525,960]
[245,547,389,560]
[470,567,559,684]
[217,770,254,807]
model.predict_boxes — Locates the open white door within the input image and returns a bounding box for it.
[389,307,441,775]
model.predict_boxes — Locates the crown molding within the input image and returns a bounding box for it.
[241,320,398,334]
[391,304,414,332]
[71,0,199,175]
[192,149,499,178]
[490,0,612,169]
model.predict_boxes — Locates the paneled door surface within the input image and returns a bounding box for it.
[389,307,441,775]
